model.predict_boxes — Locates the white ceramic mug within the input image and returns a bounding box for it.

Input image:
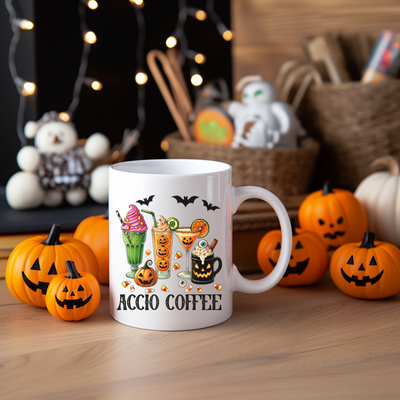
[109,159,292,331]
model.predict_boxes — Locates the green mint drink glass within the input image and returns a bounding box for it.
[124,230,147,278]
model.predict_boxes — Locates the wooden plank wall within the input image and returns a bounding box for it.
[231,0,400,91]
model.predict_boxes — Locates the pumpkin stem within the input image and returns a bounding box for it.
[42,224,62,245]
[322,181,334,195]
[104,209,109,220]
[143,260,153,269]
[360,232,376,249]
[370,155,400,176]
[65,260,82,279]
[290,218,298,236]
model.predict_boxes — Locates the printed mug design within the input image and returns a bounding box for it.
[115,195,224,313]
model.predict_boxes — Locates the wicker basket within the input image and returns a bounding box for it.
[163,132,320,197]
[298,80,400,190]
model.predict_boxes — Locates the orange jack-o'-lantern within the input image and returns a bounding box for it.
[298,181,368,248]
[6,224,99,307]
[330,231,400,299]
[45,260,100,321]
[257,220,329,286]
[134,260,158,287]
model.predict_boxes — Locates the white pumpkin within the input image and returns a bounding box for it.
[354,156,400,247]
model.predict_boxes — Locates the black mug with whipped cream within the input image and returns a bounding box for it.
[191,239,222,284]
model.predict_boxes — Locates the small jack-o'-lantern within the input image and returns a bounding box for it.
[257,219,329,286]
[330,231,400,299]
[157,259,169,271]
[134,260,158,287]
[46,260,101,321]
[157,235,169,246]
[298,181,368,248]
[6,224,99,307]
[156,246,169,258]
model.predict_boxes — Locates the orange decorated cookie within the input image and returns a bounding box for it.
[193,106,234,146]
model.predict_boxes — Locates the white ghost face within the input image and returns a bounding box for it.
[242,81,278,105]
[35,121,78,154]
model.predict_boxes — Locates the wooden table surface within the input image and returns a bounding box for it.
[1,273,399,400]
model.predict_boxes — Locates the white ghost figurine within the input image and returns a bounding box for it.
[228,75,305,149]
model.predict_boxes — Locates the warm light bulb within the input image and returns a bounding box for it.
[129,0,144,7]
[195,10,207,21]
[166,36,177,48]
[84,31,97,44]
[160,140,169,152]
[59,112,70,122]
[135,72,148,85]
[91,81,103,90]
[19,19,34,30]
[87,0,98,9]
[22,82,35,96]
[194,53,206,64]
[191,74,203,86]
[222,30,234,41]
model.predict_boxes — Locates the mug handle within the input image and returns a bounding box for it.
[213,257,222,277]
[232,186,292,294]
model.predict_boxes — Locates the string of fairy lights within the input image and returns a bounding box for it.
[6,0,233,148]
[5,0,36,146]
[5,0,103,145]
[165,0,233,86]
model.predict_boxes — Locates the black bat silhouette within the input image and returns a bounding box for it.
[172,195,198,207]
[136,195,155,206]
[202,200,220,211]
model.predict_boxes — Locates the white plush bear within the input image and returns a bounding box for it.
[228,75,305,149]
[6,111,110,210]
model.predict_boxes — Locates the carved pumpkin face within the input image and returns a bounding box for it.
[330,232,400,299]
[182,237,194,246]
[157,259,169,271]
[257,220,329,286]
[298,181,368,248]
[21,258,58,297]
[156,246,169,258]
[6,224,99,307]
[134,260,158,287]
[191,255,222,284]
[193,262,213,281]
[157,235,169,246]
[46,260,101,321]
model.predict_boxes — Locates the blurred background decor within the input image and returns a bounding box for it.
[2,0,400,275]
[230,0,400,191]
[0,0,231,232]
[163,131,320,197]
[0,0,232,194]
